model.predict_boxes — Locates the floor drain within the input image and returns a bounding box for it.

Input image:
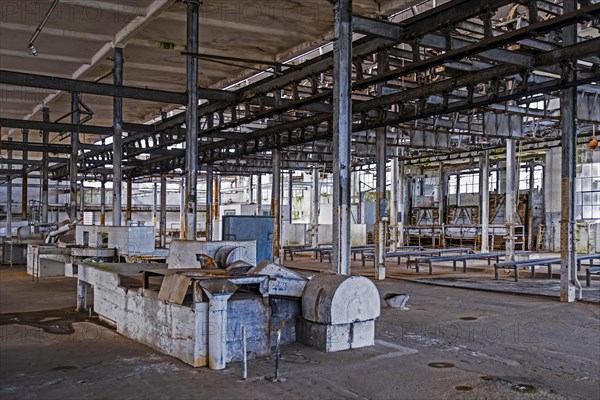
[427,362,455,368]
[511,383,536,393]
[460,316,478,321]
[455,385,473,391]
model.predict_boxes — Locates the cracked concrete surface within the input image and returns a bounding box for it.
[1,266,598,399]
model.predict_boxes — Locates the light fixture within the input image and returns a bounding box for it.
[29,45,37,56]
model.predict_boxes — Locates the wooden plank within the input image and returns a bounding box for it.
[158,274,191,304]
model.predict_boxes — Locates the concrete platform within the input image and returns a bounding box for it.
[1,264,599,399]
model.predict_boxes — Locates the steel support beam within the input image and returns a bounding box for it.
[438,163,446,228]
[257,174,262,215]
[100,177,106,225]
[0,118,154,136]
[505,139,516,262]
[21,129,28,221]
[69,92,79,221]
[41,108,49,224]
[271,149,281,262]
[185,0,199,240]
[560,0,580,302]
[160,174,167,247]
[0,70,235,103]
[398,153,406,246]
[79,179,85,220]
[480,150,490,253]
[126,178,132,223]
[152,181,158,241]
[311,167,320,248]
[6,139,13,237]
[288,171,293,222]
[206,168,213,241]
[332,0,352,276]
[112,47,123,227]
[390,148,399,251]
[527,162,536,250]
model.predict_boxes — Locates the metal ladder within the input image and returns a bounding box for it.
[536,224,547,252]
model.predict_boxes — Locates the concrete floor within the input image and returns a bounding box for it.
[1,264,599,400]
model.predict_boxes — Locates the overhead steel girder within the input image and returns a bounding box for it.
[0,118,155,135]
[187,4,597,144]
[143,0,513,136]
[0,70,237,103]
[66,0,514,171]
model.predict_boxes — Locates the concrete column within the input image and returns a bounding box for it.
[271,150,281,262]
[6,138,12,237]
[76,279,88,312]
[560,0,580,302]
[332,0,352,275]
[185,0,199,240]
[256,174,262,215]
[41,107,49,224]
[480,150,490,253]
[70,92,79,221]
[206,168,213,241]
[21,129,28,221]
[505,139,516,261]
[126,178,132,223]
[390,148,399,251]
[112,47,123,227]
[160,174,167,247]
[100,177,106,225]
[311,167,320,247]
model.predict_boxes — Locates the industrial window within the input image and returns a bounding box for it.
[576,162,600,220]
[518,165,544,191]
[489,170,499,192]
[448,175,457,195]
[459,173,479,194]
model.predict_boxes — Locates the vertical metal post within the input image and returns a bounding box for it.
[185,0,199,240]
[375,49,389,280]
[480,150,490,253]
[214,175,220,237]
[112,46,123,227]
[527,163,536,250]
[180,176,185,239]
[153,181,158,241]
[505,139,516,261]
[560,0,579,302]
[257,174,262,215]
[249,175,254,204]
[126,178,132,223]
[438,163,446,225]
[272,150,281,262]
[160,174,167,247]
[332,0,352,275]
[6,139,12,237]
[70,92,79,221]
[390,147,399,251]
[41,107,49,224]
[398,153,406,246]
[79,179,85,220]
[100,177,106,225]
[311,167,320,247]
[206,168,213,241]
[21,129,28,221]
[288,171,293,222]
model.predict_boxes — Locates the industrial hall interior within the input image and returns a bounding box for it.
[0,0,599,399]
